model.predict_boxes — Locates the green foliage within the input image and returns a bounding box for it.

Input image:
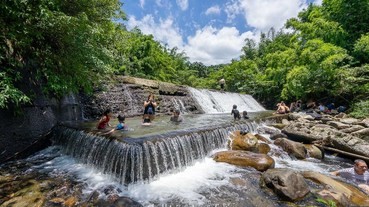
[350,100,369,119]
[0,72,30,108]
[0,0,124,108]
[354,34,369,64]
[316,197,337,207]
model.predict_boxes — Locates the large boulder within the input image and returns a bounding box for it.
[260,168,310,201]
[304,144,324,159]
[213,150,275,171]
[229,131,258,151]
[302,171,369,206]
[283,121,369,158]
[274,138,307,159]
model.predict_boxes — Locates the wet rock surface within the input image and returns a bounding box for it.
[81,76,203,119]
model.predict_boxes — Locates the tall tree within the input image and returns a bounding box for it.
[0,0,125,109]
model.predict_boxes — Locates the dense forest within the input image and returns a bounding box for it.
[1,0,369,117]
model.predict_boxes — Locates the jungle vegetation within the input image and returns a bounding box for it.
[1,0,369,116]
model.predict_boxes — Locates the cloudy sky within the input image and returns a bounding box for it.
[122,0,322,66]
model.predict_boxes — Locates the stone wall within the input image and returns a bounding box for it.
[0,76,203,163]
[81,76,204,119]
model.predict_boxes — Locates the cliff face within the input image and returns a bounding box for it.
[81,76,204,119]
[0,94,83,163]
[0,76,203,163]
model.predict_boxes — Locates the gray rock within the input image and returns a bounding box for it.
[327,121,350,130]
[261,168,310,201]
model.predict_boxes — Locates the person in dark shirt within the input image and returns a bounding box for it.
[231,105,241,120]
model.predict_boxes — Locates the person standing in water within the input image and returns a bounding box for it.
[231,105,241,120]
[219,78,225,91]
[143,93,157,121]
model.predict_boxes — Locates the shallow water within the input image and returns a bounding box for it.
[8,142,354,206]
[78,111,273,138]
[0,112,359,206]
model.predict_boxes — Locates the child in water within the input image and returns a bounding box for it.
[231,105,241,120]
[242,111,249,119]
[116,114,128,131]
[101,114,128,135]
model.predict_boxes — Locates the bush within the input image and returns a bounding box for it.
[350,100,369,119]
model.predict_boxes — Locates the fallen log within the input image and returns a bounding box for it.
[315,144,369,163]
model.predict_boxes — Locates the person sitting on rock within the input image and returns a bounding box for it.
[276,101,289,114]
[331,159,369,194]
[231,105,241,120]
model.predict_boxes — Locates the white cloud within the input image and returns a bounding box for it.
[184,26,257,65]
[205,5,221,16]
[176,0,188,11]
[127,15,257,66]
[127,15,184,50]
[139,0,145,8]
[225,0,242,23]
[237,0,308,31]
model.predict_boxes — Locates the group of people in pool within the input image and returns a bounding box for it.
[97,93,183,134]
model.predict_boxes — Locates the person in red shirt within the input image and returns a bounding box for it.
[97,109,112,130]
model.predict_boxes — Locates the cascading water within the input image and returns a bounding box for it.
[188,87,265,113]
[171,98,187,114]
[52,122,258,184]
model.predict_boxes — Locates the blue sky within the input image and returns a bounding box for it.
[122,0,322,65]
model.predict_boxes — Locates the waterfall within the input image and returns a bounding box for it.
[52,122,257,184]
[188,87,265,113]
[171,98,187,114]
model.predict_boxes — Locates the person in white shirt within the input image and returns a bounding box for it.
[331,159,369,194]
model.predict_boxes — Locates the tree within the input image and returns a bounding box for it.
[0,0,125,109]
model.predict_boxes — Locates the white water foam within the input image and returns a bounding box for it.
[31,147,242,206]
[188,87,265,113]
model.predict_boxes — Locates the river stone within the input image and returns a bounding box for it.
[352,128,369,137]
[282,119,290,125]
[254,134,271,144]
[213,150,275,171]
[304,144,323,159]
[340,118,360,125]
[229,131,258,151]
[317,189,350,207]
[260,168,310,201]
[274,138,307,159]
[257,125,281,135]
[340,125,365,133]
[256,143,271,154]
[327,121,350,130]
[358,118,369,127]
[302,171,369,206]
[269,132,287,140]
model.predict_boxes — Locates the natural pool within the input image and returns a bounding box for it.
[77,111,274,138]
